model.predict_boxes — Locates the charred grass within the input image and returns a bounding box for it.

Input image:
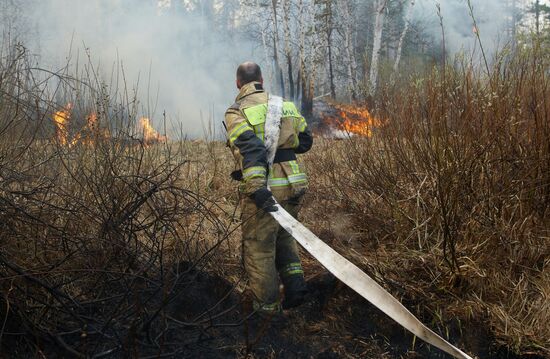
[0,43,549,358]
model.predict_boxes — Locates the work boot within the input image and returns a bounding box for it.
[282,275,309,310]
[282,288,308,309]
[248,300,285,326]
[279,263,308,309]
[245,302,286,343]
[283,292,307,310]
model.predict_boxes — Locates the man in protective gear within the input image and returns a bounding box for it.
[224,62,313,316]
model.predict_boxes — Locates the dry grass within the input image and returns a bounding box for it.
[303,43,550,356]
[0,40,548,358]
[0,44,243,357]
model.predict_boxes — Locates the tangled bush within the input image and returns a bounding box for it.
[306,45,549,355]
[0,44,240,357]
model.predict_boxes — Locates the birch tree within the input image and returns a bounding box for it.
[297,0,318,118]
[392,0,414,78]
[368,0,388,96]
[282,0,294,100]
[321,0,337,99]
[255,0,274,84]
[338,0,358,101]
[270,0,286,97]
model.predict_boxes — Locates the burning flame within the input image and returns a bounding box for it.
[51,105,167,147]
[323,103,380,137]
[52,104,109,146]
[78,113,103,145]
[52,103,73,145]
[87,113,98,131]
[139,117,167,145]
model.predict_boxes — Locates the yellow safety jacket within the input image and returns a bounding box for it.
[224,81,313,196]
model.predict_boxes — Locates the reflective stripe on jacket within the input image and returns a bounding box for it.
[224,81,313,195]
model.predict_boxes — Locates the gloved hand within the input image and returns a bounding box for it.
[251,187,278,212]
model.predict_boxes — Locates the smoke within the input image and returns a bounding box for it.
[414,0,512,57]
[3,0,255,137]
[2,0,520,137]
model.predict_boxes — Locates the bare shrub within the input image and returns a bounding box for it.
[306,44,550,355]
[0,43,241,357]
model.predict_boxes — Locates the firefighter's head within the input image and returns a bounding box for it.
[236,62,263,89]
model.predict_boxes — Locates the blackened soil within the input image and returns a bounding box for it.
[165,270,547,359]
[4,266,545,358]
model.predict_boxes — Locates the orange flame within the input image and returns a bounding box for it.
[139,117,167,145]
[52,106,166,147]
[87,113,98,130]
[80,112,108,144]
[52,103,73,145]
[52,104,111,146]
[324,103,380,137]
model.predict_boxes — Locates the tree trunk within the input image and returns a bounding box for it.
[369,0,388,96]
[339,0,357,101]
[326,0,336,99]
[283,0,294,100]
[328,41,336,99]
[507,0,515,41]
[256,0,274,84]
[535,0,541,36]
[392,0,415,79]
[271,0,285,97]
[302,74,315,119]
[287,56,294,100]
[295,67,301,102]
[298,0,309,114]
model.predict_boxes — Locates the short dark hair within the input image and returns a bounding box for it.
[236,62,262,85]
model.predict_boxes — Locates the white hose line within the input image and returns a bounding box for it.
[264,94,283,166]
[263,94,473,358]
[270,205,473,359]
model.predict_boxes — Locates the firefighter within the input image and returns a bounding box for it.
[224,62,313,316]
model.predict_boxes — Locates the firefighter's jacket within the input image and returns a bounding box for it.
[225,81,313,196]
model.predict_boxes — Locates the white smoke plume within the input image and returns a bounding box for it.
[414,0,513,57]
[2,0,255,137]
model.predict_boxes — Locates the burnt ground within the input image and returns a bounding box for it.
[2,264,546,358]
[161,269,547,359]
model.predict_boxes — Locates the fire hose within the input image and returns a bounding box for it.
[263,95,474,359]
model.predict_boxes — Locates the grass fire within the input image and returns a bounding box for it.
[51,104,166,147]
[321,103,381,137]
[52,103,73,145]
[139,117,167,145]
[1,1,549,359]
